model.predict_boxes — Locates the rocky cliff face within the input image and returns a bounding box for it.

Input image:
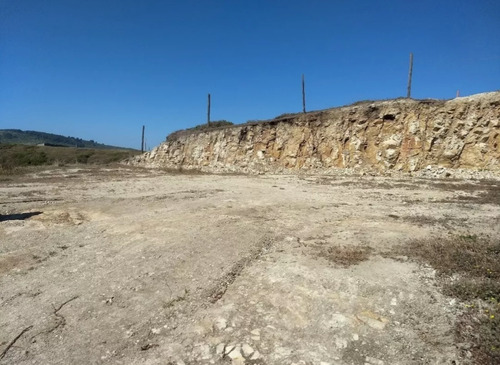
[132,92,500,174]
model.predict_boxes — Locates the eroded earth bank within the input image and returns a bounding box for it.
[131,92,500,175]
[1,166,499,364]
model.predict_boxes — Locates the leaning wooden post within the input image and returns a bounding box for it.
[141,125,145,153]
[302,74,306,113]
[407,53,413,98]
[207,93,211,126]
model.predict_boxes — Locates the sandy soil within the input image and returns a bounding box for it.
[1,166,499,365]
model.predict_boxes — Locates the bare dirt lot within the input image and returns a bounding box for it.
[1,166,499,364]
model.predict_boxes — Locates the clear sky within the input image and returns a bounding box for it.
[1,0,499,149]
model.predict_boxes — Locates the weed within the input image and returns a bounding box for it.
[320,245,373,267]
[395,214,468,229]
[159,167,207,175]
[162,289,189,309]
[393,235,500,363]
[430,180,500,205]
[398,236,499,281]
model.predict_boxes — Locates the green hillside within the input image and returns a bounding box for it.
[0,129,129,149]
[0,144,141,170]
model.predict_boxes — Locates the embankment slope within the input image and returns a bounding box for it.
[132,92,500,174]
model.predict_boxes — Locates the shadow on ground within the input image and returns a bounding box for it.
[0,212,42,222]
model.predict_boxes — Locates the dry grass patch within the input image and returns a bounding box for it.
[159,167,208,175]
[394,214,469,229]
[430,180,500,205]
[320,245,373,267]
[394,235,500,364]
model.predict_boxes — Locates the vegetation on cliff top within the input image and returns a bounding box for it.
[166,120,233,141]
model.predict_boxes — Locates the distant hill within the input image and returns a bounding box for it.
[0,129,133,150]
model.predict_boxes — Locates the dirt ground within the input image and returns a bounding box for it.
[1,166,499,365]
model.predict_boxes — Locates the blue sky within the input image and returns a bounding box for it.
[1,0,499,149]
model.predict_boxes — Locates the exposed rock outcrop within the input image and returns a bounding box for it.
[131,92,500,174]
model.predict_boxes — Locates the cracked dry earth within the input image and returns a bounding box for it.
[1,166,499,365]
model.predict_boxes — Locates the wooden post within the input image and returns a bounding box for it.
[407,53,413,98]
[207,93,211,126]
[141,125,145,153]
[302,74,306,113]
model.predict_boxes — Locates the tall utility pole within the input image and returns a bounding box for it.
[207,93,211,126]
[407,52,413,98]
[141,125,145,153]
[302,74,306,113]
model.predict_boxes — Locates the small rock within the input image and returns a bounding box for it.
[274,347,292,357]
[224,345,235,355]
[241,344,254,357]
[250,351,261,360]
[197,344,211,360]
[352,334,359,341]
[151,328,161,335]
[365,356,384,365]
[214,318,227,331]
[216,343,225,355]
[228,347,244,360]
[328,313,350,328]
[357,313,389,330]
[140,343,158,351]
[335,337,348,349]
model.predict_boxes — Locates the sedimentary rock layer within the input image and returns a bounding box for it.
[133,92,500,173]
